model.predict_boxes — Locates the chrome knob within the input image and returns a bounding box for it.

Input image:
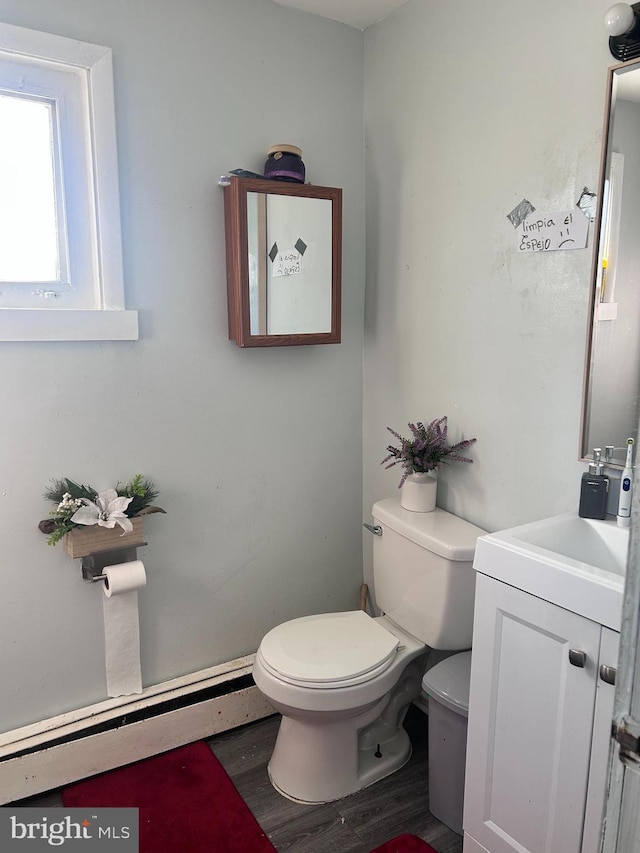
[599,664,617,685]
[569,649,587,668]
[363,523,382,536]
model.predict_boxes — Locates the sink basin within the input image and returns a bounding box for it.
[473,512,629,630]
[508,513,628,575]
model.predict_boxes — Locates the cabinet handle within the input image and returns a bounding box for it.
[569,649,587,667]
[599,664,617,685]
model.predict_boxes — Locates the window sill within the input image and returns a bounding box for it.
[0,309,139,342]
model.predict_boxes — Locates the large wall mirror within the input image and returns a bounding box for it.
[224,176,342,347]
[581,58,640,467]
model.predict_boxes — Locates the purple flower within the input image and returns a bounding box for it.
[381,417,477,488]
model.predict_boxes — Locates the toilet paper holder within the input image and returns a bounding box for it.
[81,543,147,582]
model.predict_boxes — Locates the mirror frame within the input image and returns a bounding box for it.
[580,57,640,467]
[223,176,342,347]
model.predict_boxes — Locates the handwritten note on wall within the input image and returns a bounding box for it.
[517,210,589,253]
[273,249,302,277]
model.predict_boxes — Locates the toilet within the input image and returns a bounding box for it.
[252,496,486,804]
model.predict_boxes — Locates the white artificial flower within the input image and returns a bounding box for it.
[58,493,83,512]
[71,489,134,533]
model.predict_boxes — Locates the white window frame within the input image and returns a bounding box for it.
[0,22,137,341]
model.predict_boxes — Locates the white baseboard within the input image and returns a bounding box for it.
[0,655,274,804]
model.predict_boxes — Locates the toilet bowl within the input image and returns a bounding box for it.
[253,499,486,804]
[253,611,428,803]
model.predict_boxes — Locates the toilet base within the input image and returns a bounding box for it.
[269,730,412,805]
[267,658,425,804]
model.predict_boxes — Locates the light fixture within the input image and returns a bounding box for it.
[605,2,640,60]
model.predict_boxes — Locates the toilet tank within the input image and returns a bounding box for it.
[371,498,486,650]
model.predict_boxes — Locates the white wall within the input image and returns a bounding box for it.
[0,0,623,737]
[0,0,365,734]
[363,0,614,590]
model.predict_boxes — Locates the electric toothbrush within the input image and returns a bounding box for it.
[617,438,634,527]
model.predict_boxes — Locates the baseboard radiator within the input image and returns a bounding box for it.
[0,654,274,805]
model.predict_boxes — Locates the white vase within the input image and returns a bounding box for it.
[400,472,437,512]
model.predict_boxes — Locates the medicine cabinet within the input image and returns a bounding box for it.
[223,176,342,347]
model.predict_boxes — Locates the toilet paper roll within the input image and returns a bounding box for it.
[103,559,147,597]
[102,560,147,697]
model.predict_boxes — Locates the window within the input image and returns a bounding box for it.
[0,95,59,284]
[0,22,137,340]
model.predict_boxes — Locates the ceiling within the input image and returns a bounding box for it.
[271,0,410,30]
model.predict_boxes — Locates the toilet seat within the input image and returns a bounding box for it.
[258,610,400,689]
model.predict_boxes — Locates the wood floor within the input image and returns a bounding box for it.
[207,704,463,853]
[9,704,463,853]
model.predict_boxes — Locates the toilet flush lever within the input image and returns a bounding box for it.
[363,523,382,536]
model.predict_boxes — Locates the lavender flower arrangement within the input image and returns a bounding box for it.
[382,417,477,488]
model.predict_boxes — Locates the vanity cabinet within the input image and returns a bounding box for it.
[463,573,619,853]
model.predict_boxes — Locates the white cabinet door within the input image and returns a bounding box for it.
[464,574,602,853]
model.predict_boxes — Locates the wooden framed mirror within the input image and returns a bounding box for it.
[223,176,342,347]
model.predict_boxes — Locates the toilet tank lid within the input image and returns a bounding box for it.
[372,499,486,561]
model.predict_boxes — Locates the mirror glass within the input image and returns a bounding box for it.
[582,59,640,466]
[224,176,342,348]
[247,192,332,335]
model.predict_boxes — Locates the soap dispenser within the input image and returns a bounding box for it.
[579,448,609,520]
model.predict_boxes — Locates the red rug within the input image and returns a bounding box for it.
[62,742,439,853]
[62,741,274,853]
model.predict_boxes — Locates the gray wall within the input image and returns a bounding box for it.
[363,0,613,599]
[0,0,624,737]
[0,0,365,734]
